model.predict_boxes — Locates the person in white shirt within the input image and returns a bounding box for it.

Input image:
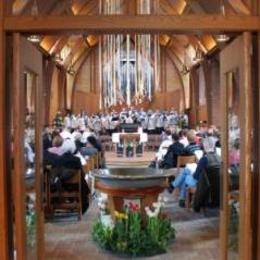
[155,130,173,162]
[64,115,72,129]
[147,111,156,135]
[125,115,134,124]
[71,114,78,130]
[156,111,165,134]
[77,114,85,130]
[60,128,74,140]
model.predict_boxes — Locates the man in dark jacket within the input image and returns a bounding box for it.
[160,133,184,169]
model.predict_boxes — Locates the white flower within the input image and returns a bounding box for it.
[152,201,165,209]
[101,214,114,229]
[145,206,160,218]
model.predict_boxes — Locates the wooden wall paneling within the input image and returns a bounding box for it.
[203,60,212,125]
[163,46,167,94]
[71,48,93,111]
[90,49,94,93]
[189,68,198,127]
[0,1,10,259]
[43,58,55,125]
[238,31,252,260]
[166,49,186,111]
[58,68,66,112]
[13,32,26,260]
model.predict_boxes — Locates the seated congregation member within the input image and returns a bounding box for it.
[48,135,64,156]
[43,138,90,213]
[169,137,221,208]
[80,139,98,158]
[86,136,106,168]
[178,129,189,148]
[156,130,173,161]
[149,130,172,168]
[183,129,201,155]
[160,133,184,169]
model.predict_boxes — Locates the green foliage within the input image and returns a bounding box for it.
[26,210,36,248]
[229,201,239,252]
[92,211,175,257]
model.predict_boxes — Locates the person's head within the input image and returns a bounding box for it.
[187,129,196,144]
[87,136,101,151]
[165,129,172,137]
[52,135,63,148]
[172,133,180,143]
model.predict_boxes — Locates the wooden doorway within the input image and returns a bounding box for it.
[220,33,252,260]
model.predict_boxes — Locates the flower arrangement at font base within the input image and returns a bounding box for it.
[92,199,176,257]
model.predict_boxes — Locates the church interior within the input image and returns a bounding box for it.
[1,0,260,259]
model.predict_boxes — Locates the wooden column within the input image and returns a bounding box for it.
[251,32,259,260]
[219,62,229,260]
[0,1,9,259]
[239,31,252,260]
[13,33,26,260]
[257,31,260,260]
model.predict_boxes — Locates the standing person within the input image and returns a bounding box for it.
[77,112,85,130]
[147,110,156,135]
[71,113,78,131]
[63,110,72,129]
[156,111,165,134]
[54,111,64,129]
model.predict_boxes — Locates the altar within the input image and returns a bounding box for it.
[112,131,148,157]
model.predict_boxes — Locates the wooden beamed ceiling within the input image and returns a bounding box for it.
[11,0,255,75]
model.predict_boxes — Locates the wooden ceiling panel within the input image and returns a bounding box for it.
[200,34,217,51]
[12,0,32,15]
[228,0,251,14]
[39,36,60,52]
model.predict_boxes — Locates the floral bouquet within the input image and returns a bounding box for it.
[92,199,175,257]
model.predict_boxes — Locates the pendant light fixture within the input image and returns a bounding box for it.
[28,0,41,43]
[27,35,41,43]
[215,0,230,43]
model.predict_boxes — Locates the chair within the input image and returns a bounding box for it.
[100,135,112,151]
[186,166,221,211]
[147,135,161,151]
[48,168,82,220]
[177,155,197,171]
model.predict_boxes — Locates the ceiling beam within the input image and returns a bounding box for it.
[4,15,260,33]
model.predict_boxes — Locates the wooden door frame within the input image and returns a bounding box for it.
[0,3,260,259]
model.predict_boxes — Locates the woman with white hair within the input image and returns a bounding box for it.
[169,136,221,208]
